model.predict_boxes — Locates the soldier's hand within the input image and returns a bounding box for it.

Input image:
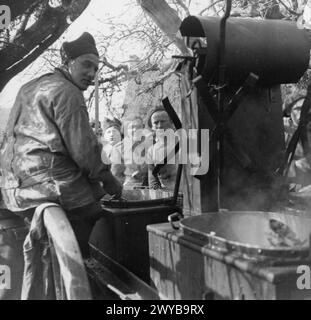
[111,185,123,200]
[103,174,123,198]
[109,193,126,201]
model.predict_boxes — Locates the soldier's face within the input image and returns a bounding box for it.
[68,54,99,90]
[104,126,121,145]
[151,111,172,131]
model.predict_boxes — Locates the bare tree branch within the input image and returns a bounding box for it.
[277,0,300,15]
[0,0,90,91]
[199,0,223,15]
[102,56,129,72]
[137,59,179,95]
[174,0,191,16]
[1,0,43,22]
[14,12,32,41]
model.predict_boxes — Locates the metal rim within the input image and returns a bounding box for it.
[180,211,311,261]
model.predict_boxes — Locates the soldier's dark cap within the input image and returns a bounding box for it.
[61,32,99,60]
[102,117,121,133]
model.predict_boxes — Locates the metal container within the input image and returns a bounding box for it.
[101,188,175,208]
[90,189,179,283]
[180,16,310,86]
[180,211,311,261]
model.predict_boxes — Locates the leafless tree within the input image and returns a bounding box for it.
[0,0,91,92]
[2,0,309,111]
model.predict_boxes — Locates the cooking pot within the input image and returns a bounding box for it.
[179,210,311,261]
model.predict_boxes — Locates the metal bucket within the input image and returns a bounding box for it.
[180,211,311,261]
[180,16,310,86]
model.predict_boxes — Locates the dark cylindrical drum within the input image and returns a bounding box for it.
[180,16,311,85]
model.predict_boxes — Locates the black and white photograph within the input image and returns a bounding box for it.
[1,0,311,306]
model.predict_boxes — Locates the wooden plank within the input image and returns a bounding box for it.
[89,245,162,300]
[43,206,92,300]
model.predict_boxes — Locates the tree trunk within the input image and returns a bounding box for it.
[137,0,189,54]
[0,0,90,92]
[0,0,43,22]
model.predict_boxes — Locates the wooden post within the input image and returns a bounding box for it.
[95,71,99,135]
